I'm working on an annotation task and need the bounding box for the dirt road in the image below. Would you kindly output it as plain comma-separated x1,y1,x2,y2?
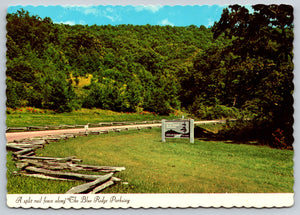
6,120,226,142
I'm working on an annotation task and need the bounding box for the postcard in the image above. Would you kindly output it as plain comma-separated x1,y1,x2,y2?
5,3,294,208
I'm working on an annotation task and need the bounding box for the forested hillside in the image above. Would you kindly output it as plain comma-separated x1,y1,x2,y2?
6,5,294,148
6,9,227,114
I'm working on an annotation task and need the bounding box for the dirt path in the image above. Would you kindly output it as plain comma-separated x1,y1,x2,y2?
6,120,226,142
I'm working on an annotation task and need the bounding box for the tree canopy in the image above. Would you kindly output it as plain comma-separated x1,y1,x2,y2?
211,4,294,148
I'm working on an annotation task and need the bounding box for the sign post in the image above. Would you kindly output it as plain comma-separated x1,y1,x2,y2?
162,119,166,142
190,119,194,143
161,119,194,143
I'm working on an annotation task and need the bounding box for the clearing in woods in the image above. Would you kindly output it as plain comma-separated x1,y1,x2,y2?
7,127,294,194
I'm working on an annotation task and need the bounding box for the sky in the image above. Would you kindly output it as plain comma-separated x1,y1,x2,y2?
7,5,230,27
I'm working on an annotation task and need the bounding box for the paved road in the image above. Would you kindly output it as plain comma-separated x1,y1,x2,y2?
6,119,226,142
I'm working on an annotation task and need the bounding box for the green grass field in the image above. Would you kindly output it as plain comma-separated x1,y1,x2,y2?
7,128,294,194
6,108,177,127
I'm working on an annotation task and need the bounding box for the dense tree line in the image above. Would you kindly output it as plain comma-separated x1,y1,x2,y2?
6,5,294,148
6,9,220,114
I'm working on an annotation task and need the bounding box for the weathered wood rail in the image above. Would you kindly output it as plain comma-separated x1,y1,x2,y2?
6,120,163,132
6,119,233,133
7,128,129,194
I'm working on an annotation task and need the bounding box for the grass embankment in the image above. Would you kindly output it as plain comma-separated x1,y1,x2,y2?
6,108,178,127
7,128,294,194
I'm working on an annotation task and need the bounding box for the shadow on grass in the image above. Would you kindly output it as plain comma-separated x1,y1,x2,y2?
194,126,264,146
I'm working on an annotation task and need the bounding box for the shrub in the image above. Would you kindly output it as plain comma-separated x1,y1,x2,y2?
192,104,243,120
216,119,293,149
270,128,287,149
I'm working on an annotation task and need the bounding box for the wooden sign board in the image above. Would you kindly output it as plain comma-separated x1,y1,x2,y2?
162,119,194,143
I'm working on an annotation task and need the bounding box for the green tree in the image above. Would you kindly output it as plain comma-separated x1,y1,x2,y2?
212,4,294,148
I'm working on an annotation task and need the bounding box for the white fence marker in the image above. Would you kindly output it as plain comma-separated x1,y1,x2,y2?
84,124,89,134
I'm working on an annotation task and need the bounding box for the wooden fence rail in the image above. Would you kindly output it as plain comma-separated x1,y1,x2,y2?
7,125,129,194
6,119,171,132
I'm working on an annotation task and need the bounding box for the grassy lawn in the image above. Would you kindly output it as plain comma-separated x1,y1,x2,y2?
6,108,177,127
7,128,294,194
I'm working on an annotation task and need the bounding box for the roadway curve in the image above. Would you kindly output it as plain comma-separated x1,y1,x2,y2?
6,120,226,142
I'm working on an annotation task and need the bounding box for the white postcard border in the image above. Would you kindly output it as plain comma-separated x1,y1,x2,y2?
1,0,299,213
7,193,294,208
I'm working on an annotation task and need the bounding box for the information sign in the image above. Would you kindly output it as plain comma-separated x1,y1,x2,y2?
161,119,194,143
